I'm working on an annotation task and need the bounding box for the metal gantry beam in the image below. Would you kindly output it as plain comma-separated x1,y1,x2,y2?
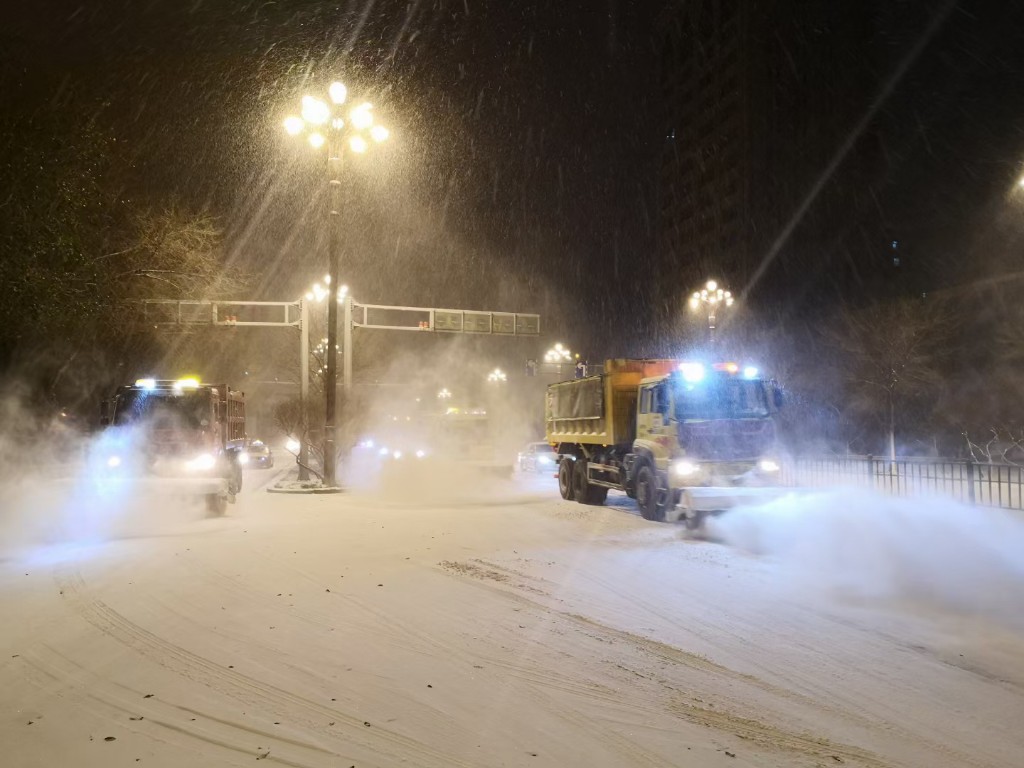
127,295,541,481
130,299,302,328
352,301,541,335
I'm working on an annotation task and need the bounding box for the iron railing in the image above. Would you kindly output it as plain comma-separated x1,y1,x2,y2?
782,456,1024,511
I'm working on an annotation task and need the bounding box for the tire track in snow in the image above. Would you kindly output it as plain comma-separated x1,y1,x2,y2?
568,568,993,768
51,566,477,768
440,559,902,768
18,644,333,768
191,544,682,767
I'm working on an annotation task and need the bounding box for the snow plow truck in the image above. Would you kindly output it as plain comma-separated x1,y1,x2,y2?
545,359,786,527
96,378,247,515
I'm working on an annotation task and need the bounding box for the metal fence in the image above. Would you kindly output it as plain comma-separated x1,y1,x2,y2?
782,456,1024,511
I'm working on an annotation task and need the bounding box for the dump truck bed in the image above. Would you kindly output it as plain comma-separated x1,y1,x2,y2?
545,359,680,447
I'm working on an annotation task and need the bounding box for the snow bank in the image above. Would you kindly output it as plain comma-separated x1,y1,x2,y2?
708,488,1024,628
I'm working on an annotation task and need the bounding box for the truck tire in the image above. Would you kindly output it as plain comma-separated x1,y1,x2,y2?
572,461,608,505
635,465,665,521
558,459,575,500
206,493,227,517
229,461,243,496
684,509,707,531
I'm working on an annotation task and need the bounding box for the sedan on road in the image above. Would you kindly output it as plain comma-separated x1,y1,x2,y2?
244,440,274,469
517,442,558,473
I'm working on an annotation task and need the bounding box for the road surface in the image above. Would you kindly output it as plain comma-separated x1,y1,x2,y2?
1,461,1022,767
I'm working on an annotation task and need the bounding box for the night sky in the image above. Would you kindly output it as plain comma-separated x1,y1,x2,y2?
3,1,1024,361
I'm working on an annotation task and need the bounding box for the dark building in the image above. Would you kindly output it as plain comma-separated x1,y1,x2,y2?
656,1,918,326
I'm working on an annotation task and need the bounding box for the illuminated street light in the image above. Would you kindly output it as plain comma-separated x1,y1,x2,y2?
284,80,390,488
487,368,507,383
689,279,734,345
544,343,573,363
437,388,452,399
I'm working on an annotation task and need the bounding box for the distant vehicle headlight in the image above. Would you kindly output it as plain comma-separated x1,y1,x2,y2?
672,460,700,476
238,452,250,465
415,449,426,459
106,455,122,468
186,453,217,471
759,459,781,473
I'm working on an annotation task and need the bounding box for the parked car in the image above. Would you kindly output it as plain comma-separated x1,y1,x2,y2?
517,441,558,473
244,440,274,469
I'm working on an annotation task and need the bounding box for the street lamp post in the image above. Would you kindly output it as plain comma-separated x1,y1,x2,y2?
688,280,734,346
297,277,347,481
487,368,507,383
284,81,389,487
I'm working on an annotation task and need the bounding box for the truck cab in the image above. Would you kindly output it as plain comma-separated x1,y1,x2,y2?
97,377,246,514
631,363,783,521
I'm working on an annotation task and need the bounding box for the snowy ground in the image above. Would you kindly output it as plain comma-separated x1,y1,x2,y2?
2,460,1023,768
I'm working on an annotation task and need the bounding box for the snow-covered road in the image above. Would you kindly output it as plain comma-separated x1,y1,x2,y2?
2,463,1023,767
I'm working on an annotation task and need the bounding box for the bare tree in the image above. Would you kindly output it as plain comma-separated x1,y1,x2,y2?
105,207,246,301
830,298,955,461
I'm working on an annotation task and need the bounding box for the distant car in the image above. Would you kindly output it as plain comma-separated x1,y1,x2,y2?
518,442,558,473
244,441,274,469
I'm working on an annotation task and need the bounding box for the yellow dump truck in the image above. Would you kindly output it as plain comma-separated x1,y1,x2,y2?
545,359,785,525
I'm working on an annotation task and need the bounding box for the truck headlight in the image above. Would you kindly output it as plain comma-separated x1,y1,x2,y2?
106,455,122,468
758,459,781,473
672,460,700,476
186,453,216,471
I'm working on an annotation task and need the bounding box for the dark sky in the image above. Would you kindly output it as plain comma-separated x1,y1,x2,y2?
3,0,662,354
3,1,1024,360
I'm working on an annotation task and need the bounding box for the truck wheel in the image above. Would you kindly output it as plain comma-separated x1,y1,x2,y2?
636,465,665,521
206,493,227,517
570,461,605,505
684,510,707,531
558,459,575,500
229,462,243,496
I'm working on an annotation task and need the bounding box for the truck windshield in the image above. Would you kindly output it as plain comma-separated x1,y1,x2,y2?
674,379,769,420
113,390,211,429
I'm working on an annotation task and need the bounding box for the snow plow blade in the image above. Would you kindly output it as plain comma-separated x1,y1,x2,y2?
669,486,794,523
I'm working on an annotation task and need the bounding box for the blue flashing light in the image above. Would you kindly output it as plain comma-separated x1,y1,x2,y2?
679,362,705,383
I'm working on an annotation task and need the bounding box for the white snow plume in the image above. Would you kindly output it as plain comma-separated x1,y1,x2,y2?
708,488,1024,629
0,422,219,563
338,338,547,505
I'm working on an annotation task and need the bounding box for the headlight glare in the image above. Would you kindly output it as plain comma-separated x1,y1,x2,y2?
187,453,217,471
673,460,700,476
759,459,781,473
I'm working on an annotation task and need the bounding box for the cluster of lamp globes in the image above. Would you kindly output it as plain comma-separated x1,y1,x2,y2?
487,368,507,383
689,280,734,310
304,275,349,303
544,343,573,364
283,81,389,154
